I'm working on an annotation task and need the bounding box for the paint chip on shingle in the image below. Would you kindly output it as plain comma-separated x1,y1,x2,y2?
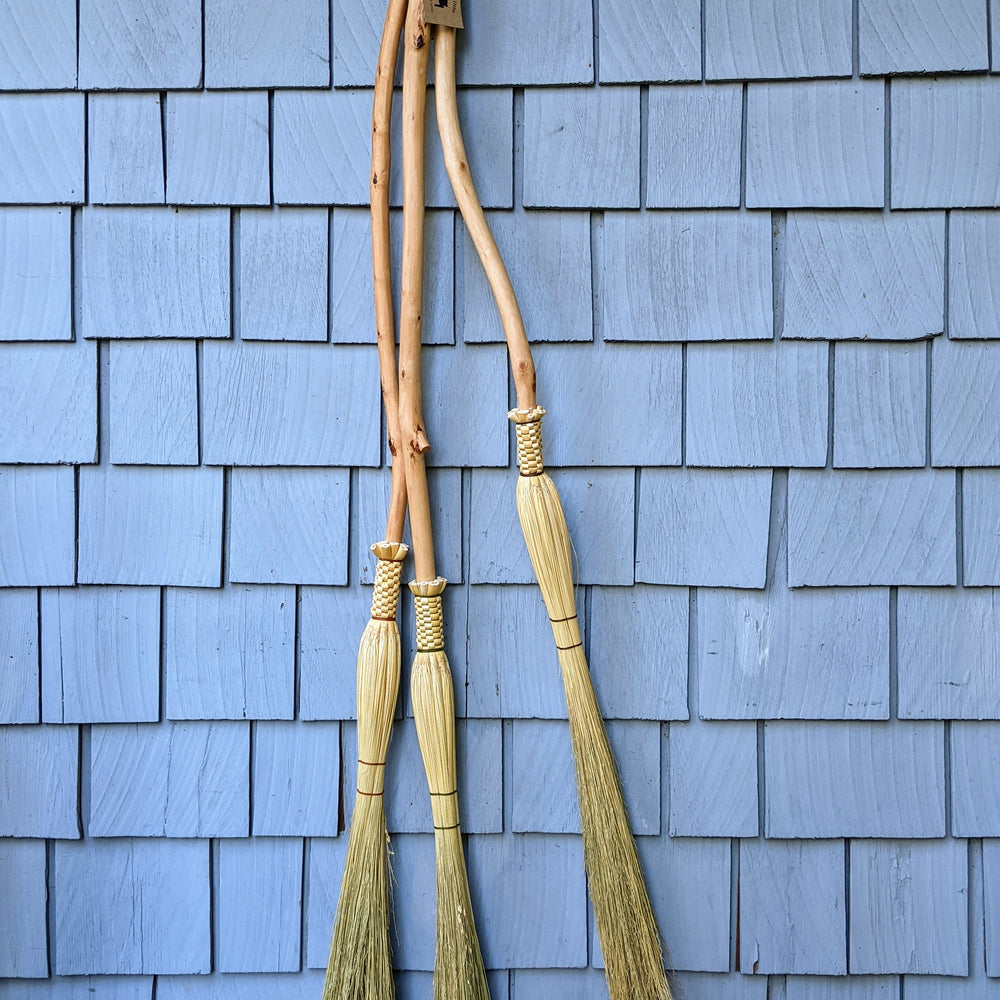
0,465,75,587
931,338,1000,466
0,589,39,724
88,94,165,205
0,0,76,89
0,839,48,977
598,0,700,83
0,724,78,838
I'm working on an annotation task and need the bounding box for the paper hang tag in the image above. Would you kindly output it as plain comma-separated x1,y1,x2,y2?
423,0,463,29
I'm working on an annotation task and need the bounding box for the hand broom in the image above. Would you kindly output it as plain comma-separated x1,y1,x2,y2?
434,24,672,1000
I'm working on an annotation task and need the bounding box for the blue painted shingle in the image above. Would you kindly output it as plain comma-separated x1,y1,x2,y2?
951,722,1000,836
746,82,884,208
217,838,302,972
78,0,201,89
109,341,198,465
41,587,160,724
88,94,164,204
523,88,639,209
386,835,436,970
329,0,385,87
964,471,1000,585
89,722,249,837
987,840,1000,977
646,85,742,207
0,94,84,204
674,973,769,1000
765,720,945,838
0,0,76,89
739,839,846,975
0,208,72,341
328,208,374,344
636,469,772,587
784,977,900,1000
0,465,75,587
950,211,1000,339
850,839,968,975
240,208,328,342
833,343,927,468
165,585,296,720
706,0,852,79
303,837,347,969
599,0,699,82
55,839,210,974
77,466,223,586
158,973,324,1000
787,469,956,587
783,211,944,340
81,207,229,339
0,589,39,724
0,724,77,837
0,979,154,1000
252,720,340,836
512,969,609,1000
601,211,773,341
931,338,1000,466
0,839,48,977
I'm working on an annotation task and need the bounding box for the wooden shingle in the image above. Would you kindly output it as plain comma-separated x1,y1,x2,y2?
0,465,75,587
0,589,39,724
0,724,78,837
0,94,84,203
88,94,164,204
0,839,48,977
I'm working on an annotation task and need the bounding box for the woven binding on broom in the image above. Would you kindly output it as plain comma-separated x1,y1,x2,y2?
509,406,546,476
370,540,408,619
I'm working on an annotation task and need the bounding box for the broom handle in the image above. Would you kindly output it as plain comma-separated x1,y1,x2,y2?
372,0,409,544
397,0,436,583
434,26,537,412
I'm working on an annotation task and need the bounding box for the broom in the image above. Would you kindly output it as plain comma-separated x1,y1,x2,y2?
434,25,672,1000
322,0,409,996
397,6,490,999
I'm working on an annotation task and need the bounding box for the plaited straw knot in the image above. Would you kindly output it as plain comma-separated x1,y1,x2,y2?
509,405,546,476
409,577,447,652
369,541,408,620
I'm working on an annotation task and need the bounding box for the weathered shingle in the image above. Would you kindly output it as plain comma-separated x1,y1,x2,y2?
0,339,97,464
849,839,968,974
964,471,1000,585
89,722,249,837
204,0,329,87
783,211,944,340
158,973,324,1000
705,0,852,79
0,208,72,341
646,85,742,208
860,0,988,75
674,973,768,1000
78,0,201,89
0,839,48,977
165,585,296,720
217,838,302,972
0,465,76,587
746,82,884,208
931,338,1000,466
949,211,1000,339
787,469,956,587
739,839,846,975
601,211,773,342
328,208,373,344
0,589,39,724
784,977,900,999
41,587,160,724
986,840,1000,977
165,91,269,206
598,0,699,82
765,720,945,837
0,978,154,1000
88,94,164,204
240,208,329,342
833,342,927,468
77,466,223,586
109,341,198,465
523,88,639,209
55,839,210,974
81,207,229,339
951,722,1000,836
0,724,78,837
0,94,84,204
201,342,380,466
0,0,76,89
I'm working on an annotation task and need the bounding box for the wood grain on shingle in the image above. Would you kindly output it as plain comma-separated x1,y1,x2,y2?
1,979,154,1000
523,88,639,209
0,339,97,464
849,839,968,974
746,82,884,208
986,840,1000,978
0,465,75,587
88,94,164,204
201,342,380,466
0,94,84,204
304,837,348,968
0,589,39,724
81,207,229,339
0,839,48,977
765,720,945,837
158,973,325,1000
602,211,773,341
859,0,988,75
330,0,382,86
949,211,1000,339
41,587,159,724
217,838,302,972
964,471,1000,585
834,343,926,468
78,0,201,89
706,0,852,79
54,839,210,974
892,77,1000,208
951,722,1000,836
0,208,71,341
77,466,223,586
783,211,945,340
739,839,847,975
109,341,198,464
897,587,1000,719
787,469,956,586
599,0,699,82
0,0,76,89
0,724,78,837
931,338,1000,466
784,977,900,999
329,208,374,344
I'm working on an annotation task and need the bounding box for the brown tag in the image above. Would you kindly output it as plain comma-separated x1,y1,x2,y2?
423,0,463,28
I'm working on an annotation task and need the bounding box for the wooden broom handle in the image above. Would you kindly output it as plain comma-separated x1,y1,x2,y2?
397,0,436,582
434,25,537,411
